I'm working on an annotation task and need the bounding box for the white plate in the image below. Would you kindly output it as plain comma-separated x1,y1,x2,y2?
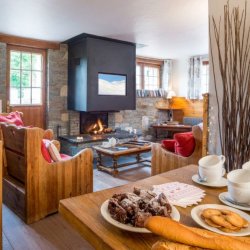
192,174,227,187
100,199,180,233
219,192,250,211
191,204,250,236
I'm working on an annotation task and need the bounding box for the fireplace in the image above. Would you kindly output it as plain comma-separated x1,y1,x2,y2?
59,111,138,155
80,112,114,134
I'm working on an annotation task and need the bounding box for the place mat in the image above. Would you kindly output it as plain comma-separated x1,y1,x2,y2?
153,182,206,208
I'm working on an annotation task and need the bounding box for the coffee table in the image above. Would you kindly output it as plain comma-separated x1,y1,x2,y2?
59,165,248,250
93,141,151,176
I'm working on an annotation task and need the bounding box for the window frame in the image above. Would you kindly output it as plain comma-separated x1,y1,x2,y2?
136,57,163,90
7,45,46,107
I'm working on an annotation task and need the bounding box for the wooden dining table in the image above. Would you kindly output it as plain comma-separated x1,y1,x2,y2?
59,165,250,250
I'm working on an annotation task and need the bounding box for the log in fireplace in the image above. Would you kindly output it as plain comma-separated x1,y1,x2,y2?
80,112,115,134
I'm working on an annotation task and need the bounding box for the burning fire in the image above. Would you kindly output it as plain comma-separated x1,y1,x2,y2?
90,118,114,135
92,119,104,134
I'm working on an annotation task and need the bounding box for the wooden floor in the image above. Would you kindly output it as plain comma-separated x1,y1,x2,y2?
3,165,151,250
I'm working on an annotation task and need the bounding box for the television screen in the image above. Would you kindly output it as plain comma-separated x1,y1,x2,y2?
98,73,126,96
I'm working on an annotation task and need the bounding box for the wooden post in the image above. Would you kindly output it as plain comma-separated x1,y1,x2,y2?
0,141,2,250
202,93,209,157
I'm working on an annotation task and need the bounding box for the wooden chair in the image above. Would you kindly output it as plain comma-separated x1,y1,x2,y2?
0,122,93,224
151,125,203,175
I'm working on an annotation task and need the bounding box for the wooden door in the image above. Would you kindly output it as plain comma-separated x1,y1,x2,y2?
7,45,46,128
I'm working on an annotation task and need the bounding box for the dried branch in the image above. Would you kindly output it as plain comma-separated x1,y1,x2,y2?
210,1,250,171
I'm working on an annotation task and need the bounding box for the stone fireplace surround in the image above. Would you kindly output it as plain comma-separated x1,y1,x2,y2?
59,129,136,156
59,111,140,156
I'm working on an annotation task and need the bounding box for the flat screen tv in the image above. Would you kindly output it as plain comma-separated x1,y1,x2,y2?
98,73,126,96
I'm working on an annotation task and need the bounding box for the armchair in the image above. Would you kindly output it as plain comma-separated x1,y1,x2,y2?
0,122,93,224
151,125,203,175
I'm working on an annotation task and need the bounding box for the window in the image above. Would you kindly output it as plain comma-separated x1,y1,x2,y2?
136,58,162,90
9,48,44,105
201,60,209,94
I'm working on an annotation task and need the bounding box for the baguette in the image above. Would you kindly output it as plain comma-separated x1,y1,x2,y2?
145,216,250,250
152,240,206,250
188,226,250,244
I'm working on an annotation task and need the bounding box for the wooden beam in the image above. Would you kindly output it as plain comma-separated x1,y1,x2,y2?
0,34,60,50
136,56,163,66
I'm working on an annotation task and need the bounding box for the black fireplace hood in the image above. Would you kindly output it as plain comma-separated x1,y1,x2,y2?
64,33,136,112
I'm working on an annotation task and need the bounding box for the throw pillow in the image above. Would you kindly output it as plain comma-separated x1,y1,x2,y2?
174,132,195,157
48,141,62,162
41,139,53,163
161,139,176,152
0,111,24,126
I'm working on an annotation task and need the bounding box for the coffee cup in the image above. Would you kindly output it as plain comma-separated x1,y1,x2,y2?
242,160,250,171
198,155,226,183
227,169,250,205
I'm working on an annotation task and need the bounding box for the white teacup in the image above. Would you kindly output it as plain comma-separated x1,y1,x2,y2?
198,155,226,183
108,137,118,147
242,160,250,171
227,169,250,205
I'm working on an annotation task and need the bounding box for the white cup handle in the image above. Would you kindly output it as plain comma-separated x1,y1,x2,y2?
220,155,226,164
222,168,226,176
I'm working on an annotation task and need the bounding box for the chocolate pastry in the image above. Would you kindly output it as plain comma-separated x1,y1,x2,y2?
108,188,172,227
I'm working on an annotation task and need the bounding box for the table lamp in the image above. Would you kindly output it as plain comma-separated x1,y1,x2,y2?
167,90,176,121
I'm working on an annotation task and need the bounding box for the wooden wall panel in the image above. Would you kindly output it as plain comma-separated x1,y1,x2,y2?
171,97,203,117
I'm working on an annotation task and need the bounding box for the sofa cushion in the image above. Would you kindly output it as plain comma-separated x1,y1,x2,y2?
161,139,176,152
174,132,195,157
60,154,72,161
183,117,203,126
0,111,24,126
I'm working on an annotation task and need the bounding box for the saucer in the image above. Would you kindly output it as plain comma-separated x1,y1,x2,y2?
219,192,250,211
192,174,227,187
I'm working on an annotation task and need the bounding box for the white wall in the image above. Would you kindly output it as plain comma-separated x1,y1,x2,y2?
208,0,250,154
171,57,189,97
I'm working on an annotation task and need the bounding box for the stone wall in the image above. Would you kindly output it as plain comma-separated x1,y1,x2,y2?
109,97,168,137
47,44,80,136
0,43,7,112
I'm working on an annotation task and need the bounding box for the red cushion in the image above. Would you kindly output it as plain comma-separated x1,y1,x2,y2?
60,154,72,161
0,112,24,126
41,139,53,163
174,132,195,157
161,139,176,152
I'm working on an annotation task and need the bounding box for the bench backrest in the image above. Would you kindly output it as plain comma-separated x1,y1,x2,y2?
1,124,26,183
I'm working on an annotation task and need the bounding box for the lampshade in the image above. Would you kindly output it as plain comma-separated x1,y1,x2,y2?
167,90,176,99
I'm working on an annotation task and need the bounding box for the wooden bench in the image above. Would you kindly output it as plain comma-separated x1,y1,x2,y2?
0,123,93,224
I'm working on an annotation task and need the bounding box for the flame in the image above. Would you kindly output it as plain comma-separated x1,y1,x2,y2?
97,118,104,132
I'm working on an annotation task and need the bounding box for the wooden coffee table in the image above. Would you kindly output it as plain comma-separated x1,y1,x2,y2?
93,141,151,176
59,165,248,250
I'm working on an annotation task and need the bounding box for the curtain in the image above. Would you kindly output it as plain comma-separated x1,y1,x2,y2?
162,59,172,91
188,56,202,99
